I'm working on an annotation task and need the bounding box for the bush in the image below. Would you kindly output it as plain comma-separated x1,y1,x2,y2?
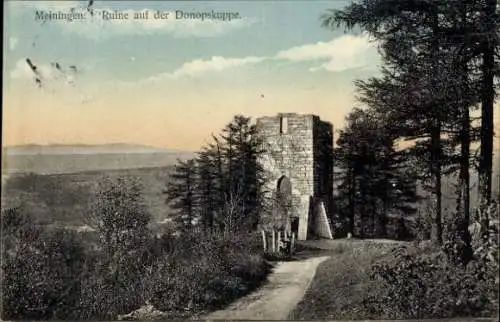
360,203,499,319
2,216,270,320
1,210,86,320
1,178,271,320
149,232,269,314
365,246,498,319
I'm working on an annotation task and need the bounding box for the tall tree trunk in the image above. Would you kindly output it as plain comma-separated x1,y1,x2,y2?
379,197,388,238
370,197,377,238
348,167,356,236
214,137,225,230
430,125,443,245
479,0,497,205
458,84,472,249
430,7,443,245
456,1,472,263
187,168,193,230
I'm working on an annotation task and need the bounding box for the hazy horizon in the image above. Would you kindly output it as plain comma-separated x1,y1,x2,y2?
3,1,500,151
2,142,197,150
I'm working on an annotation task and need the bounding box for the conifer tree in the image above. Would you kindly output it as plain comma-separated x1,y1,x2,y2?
334,108,419,238
165,115,267,234
165,159,198,230
322,0,499,246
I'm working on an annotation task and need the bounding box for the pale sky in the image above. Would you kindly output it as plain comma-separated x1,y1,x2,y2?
2,0,498,151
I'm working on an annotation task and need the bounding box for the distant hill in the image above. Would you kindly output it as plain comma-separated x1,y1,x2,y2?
2,143,197,175
3,143,191,155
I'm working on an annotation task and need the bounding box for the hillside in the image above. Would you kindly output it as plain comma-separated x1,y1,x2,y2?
1,167,175,226
2,143,196,175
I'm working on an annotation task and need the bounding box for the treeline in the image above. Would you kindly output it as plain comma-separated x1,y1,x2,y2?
326,0,499,253
318,2,499,318
333,108,421,239
165,115,267,235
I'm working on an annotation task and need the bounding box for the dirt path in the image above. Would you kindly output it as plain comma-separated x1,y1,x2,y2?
204,256,330,321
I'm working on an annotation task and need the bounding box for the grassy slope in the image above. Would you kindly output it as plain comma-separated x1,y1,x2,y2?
290,240,405,320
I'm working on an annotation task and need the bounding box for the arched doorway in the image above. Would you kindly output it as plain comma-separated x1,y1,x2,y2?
276,176,297,234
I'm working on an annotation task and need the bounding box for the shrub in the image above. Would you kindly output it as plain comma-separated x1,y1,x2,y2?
1,210,86,320
362,202,499,319
2,178,271,320
367,246,498,319
413,203,433,242
331,213,348,238
149,232,269,314
75,177,155,319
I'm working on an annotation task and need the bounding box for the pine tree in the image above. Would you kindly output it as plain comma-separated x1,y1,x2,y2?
219,115,266,232
477,0,499,205
165,159,199,231
196,148,218,233
165,115,267,235
334,108,419,238
321,0,498,246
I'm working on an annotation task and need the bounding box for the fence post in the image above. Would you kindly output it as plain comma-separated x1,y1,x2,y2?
261,230,267,252
277,230,281,253
271,230,276,253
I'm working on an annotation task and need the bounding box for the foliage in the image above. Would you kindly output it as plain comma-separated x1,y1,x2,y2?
333,107,420,239
367,246,498,319
292,204,498,320
165,159,198,230
148,232,270,314
1,177,270,320
165,115,266,235
1,209,86,320
323,0,499,246
81,177,155,318
364,203,499,319
413,201,434,242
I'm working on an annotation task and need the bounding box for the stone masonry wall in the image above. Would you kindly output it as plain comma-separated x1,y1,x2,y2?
256,113,333,240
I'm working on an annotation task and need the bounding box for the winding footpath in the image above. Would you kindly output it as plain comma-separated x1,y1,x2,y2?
204,256,330,321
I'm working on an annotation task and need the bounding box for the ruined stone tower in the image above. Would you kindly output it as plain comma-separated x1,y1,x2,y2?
256,113,334,240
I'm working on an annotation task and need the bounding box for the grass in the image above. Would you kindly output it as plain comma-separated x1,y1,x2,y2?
290,239,405,320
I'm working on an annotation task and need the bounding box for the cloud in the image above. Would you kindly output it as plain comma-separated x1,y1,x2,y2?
171,56,266,78
129,55,267,85
9,37,18,50
9,1,254,39
140,33,377,81
276,33,379,72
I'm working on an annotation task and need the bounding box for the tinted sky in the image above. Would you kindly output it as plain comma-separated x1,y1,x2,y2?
3,0,498,150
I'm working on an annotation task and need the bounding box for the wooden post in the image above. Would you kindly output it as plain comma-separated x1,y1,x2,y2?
290,232,295,256
271,230,276,253
261,230,267,252
277,231,281,253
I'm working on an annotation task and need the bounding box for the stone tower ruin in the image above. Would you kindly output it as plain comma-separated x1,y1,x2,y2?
256,113,334,240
